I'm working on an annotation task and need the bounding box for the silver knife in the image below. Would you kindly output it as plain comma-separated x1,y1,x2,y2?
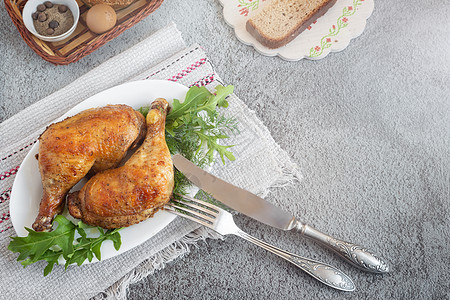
173,154,389,273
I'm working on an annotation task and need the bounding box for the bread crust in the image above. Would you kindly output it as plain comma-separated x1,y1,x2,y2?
246,0,338,49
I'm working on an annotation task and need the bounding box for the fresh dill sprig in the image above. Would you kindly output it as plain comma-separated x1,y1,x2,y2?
166,85,238,164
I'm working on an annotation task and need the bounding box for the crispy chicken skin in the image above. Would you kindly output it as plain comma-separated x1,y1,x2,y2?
67,98,174,229
33,104,146,232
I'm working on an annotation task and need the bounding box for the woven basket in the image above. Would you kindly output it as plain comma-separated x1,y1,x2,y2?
5,0,164,65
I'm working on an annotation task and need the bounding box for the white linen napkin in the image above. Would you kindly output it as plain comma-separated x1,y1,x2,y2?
0,22,301,299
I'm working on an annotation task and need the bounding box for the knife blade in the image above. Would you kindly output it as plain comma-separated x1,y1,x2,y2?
173,155,296,230
172,154,390,273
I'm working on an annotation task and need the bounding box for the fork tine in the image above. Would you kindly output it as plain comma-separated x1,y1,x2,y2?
174,193,220,212
168,201,216,223
171,197,218,218
165,204,213,228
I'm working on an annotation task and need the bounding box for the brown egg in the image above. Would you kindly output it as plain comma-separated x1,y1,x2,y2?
86,4,117,34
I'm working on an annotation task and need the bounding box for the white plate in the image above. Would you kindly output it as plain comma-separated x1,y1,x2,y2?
9,80,189,263
219,0,374,61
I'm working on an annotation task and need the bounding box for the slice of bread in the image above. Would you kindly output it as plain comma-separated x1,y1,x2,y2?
246,0,337,49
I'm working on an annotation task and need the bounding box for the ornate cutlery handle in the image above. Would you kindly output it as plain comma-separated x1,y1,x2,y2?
235,229,355,291
294,222,389,273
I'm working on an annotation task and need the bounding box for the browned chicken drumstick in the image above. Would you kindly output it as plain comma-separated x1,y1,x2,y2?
33,105,146,232
67,98,174,229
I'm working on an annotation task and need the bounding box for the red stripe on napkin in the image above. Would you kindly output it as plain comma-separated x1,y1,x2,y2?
0,166,19,181
0,188,11,204
167,58,207,82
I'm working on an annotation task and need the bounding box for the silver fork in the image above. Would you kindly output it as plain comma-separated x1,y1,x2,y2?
165,193,356,292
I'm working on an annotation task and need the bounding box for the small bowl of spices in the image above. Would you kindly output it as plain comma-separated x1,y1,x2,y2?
23,0,79,42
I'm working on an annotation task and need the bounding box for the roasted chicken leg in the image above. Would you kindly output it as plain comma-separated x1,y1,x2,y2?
67,98,174,229
33,104,146,231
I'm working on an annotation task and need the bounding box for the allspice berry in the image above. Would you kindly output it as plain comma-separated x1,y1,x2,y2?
38,12,47,22
37,4,46,11
49,20,59,29
58,5,68,13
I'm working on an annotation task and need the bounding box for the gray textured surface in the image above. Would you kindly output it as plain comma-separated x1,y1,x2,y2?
1,0,450,299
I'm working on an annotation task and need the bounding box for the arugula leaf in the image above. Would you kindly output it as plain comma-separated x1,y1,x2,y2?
9,215,75,264
166,86,212,121
108,230,122,251
8,216,122,276
43,251,61,276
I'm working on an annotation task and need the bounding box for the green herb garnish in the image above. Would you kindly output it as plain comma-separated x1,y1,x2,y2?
165,84,238,164
9,84,238,276
140,85,238,195
166,85,238,195
8,215,121,276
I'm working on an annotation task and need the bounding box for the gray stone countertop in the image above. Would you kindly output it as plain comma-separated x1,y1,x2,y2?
1,0,449,299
